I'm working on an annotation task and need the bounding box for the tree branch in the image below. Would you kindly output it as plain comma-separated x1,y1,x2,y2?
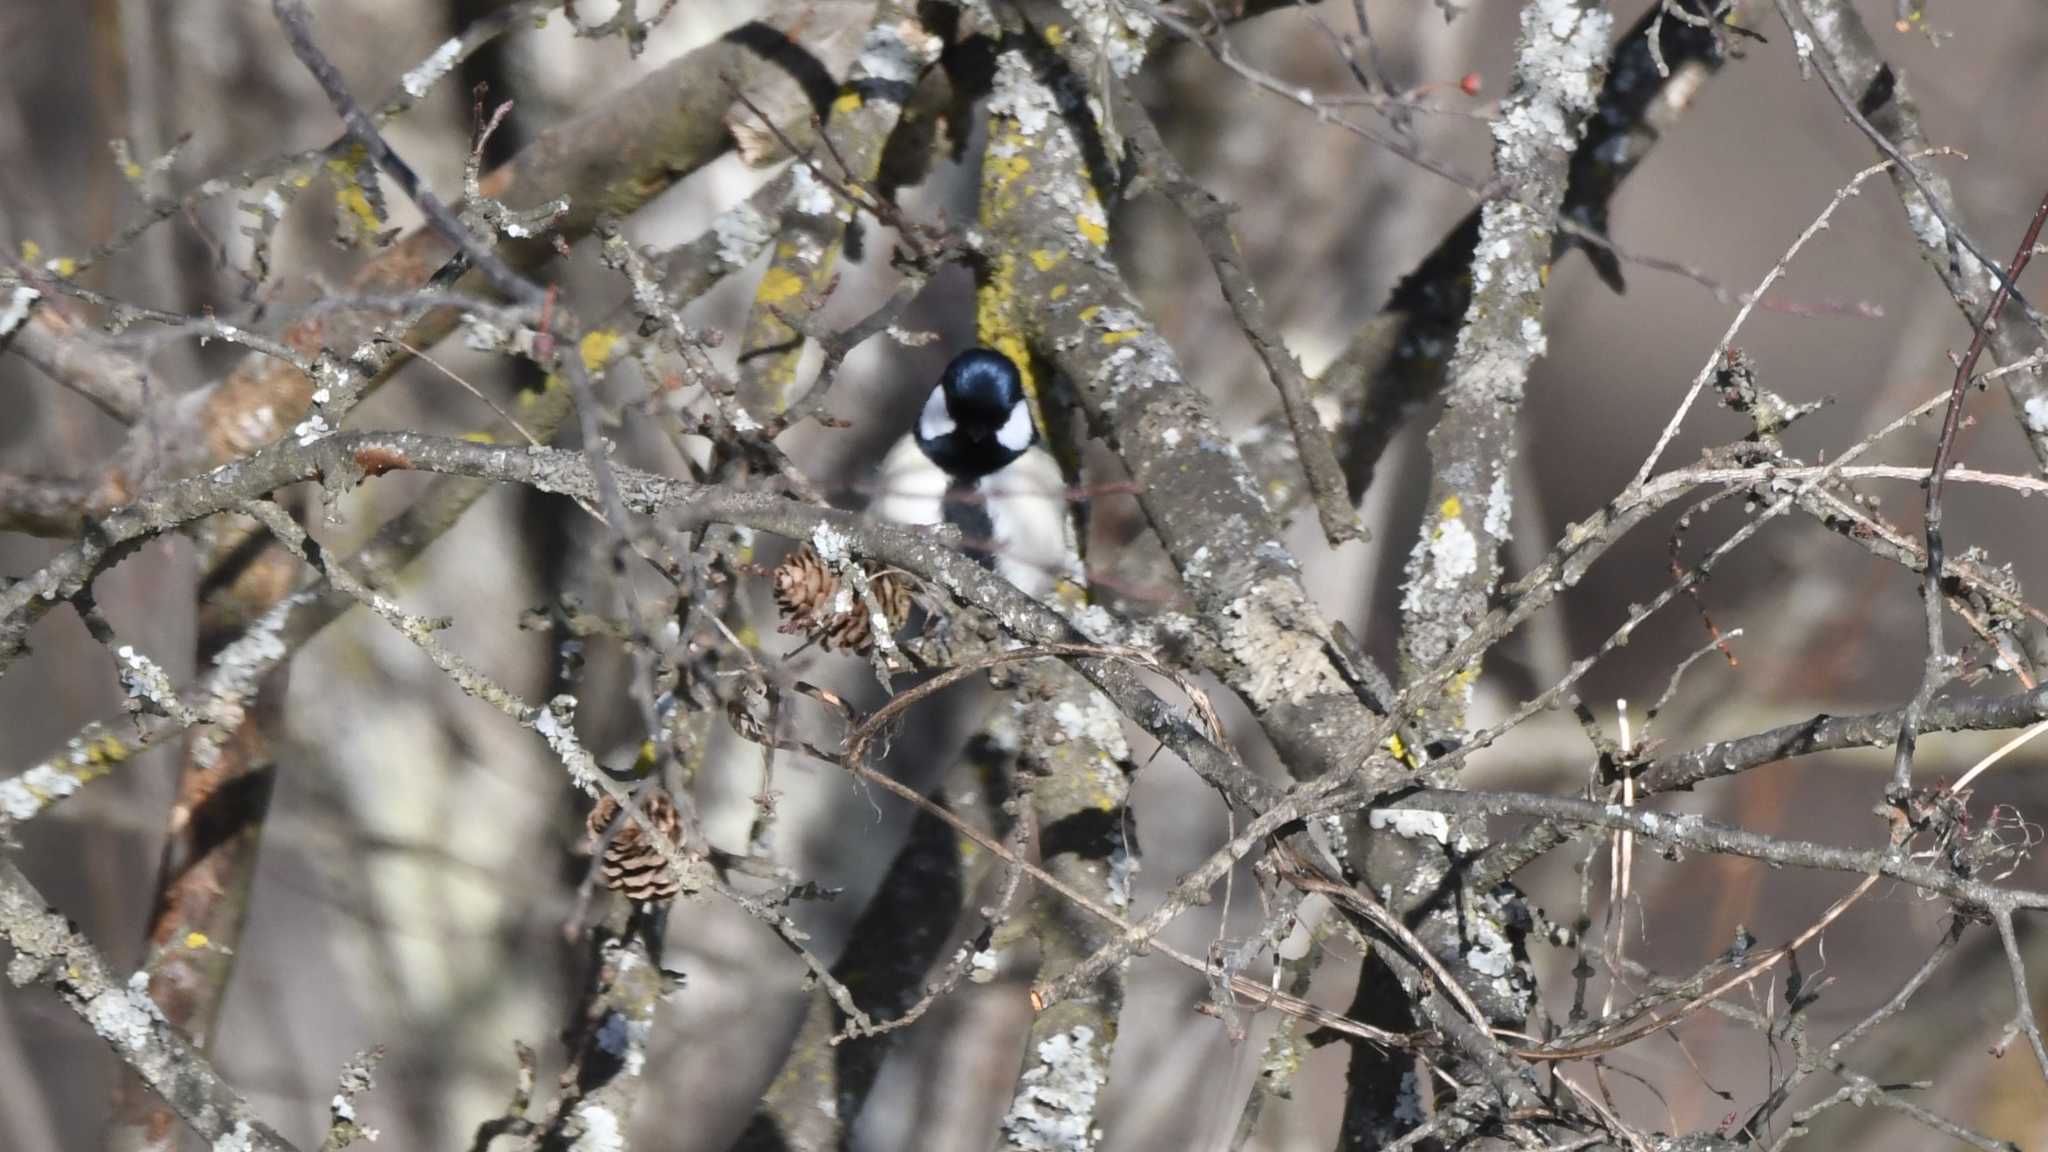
0,859,299,1152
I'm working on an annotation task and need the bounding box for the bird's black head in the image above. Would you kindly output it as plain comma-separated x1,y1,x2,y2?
914,348,1035,479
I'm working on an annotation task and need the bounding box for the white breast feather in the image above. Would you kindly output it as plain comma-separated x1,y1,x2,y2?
869,435,1081,602
981,447,1082,601
871,433,949,528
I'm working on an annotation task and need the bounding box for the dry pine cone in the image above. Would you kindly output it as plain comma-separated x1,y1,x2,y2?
585,786,685,903
771,544,910,654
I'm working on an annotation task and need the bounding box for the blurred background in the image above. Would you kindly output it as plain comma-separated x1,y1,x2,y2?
6,1,2048,1149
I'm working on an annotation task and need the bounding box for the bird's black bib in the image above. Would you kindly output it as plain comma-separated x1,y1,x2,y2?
944,475,1000,574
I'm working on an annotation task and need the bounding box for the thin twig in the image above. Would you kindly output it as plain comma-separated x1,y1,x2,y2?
1890,189,2048,798
1629,152,1953,488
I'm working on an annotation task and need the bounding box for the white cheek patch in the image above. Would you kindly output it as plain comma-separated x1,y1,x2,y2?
918,385,955,441
994,400,1035,451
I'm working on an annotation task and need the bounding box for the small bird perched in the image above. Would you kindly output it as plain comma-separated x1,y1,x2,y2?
872,348,1080,601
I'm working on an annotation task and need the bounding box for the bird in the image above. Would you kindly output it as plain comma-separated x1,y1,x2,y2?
871,348,1081,602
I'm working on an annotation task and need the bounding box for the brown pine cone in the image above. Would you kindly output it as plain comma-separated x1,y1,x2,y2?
770,544,910,654
585,786,685,903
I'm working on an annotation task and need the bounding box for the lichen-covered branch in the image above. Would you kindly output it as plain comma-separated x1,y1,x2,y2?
739,756,1015,1148
1357,789,2048,917
1470,682,2048,891
1397,0,1611,726
56,12,878,1143
993,669,1135,1152
1237,0,1773,519
978,2,1395,796
1790,0,2048,471
0,428,1263,812
0,859,299,1152
61,2,872,517
734,1,942,419
1360,2,1612,1141
538,905,669,1152
1106,69,1362,547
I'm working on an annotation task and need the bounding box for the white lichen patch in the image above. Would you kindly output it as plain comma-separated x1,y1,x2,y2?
1066,602,1115,639
401,37,462,99
1463,923,1516,978
461,312,511,353
1482,466,1514,541
115,645,196,723
714,199,774,270
0,762,87,821
1093,336,1180,411
2025,394,2048,434
856,20,938,85
1052,692,1130,761
1253,538,1300,572
1399,502,1488,689
1067,0,1156,77
1215,581,1345,709
536,695,600,792
1004,1026,1107,1151
1092,306,1139,335
1492,0,1612,172
192,591,303,769
811,523,853,564
1431,888,1534,1010
789,162,838,219
989,52,1057,137
1401,516,1479,616
1368,808,1450,845
86,972,161,1052
293,412,331,447
213,1120,259,1152
1468,203,1542,312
